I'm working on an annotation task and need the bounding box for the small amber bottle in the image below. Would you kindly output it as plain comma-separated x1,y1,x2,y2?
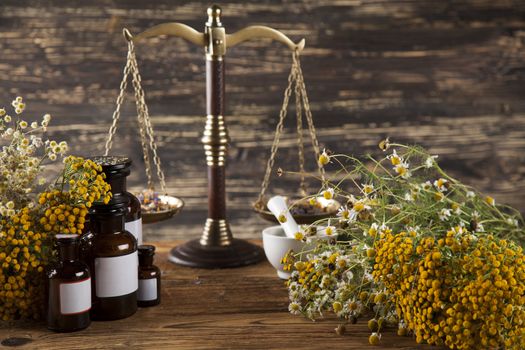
90,202,138,320
46,234,91,332
138,245,161,307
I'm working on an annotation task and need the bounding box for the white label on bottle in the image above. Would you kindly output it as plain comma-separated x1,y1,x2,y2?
95,252,138,298
138,278,157,301
125,218,142,245
60,278,91,315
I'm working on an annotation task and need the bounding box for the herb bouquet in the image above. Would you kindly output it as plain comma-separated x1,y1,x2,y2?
283,139,525,349
0,97,111,320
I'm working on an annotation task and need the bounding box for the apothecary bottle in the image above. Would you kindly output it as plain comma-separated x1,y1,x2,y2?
91,156,142,244
46,234,91,332
90,202,138,320
138,245,161,307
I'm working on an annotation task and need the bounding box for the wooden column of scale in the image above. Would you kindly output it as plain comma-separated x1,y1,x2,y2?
131,5,305,268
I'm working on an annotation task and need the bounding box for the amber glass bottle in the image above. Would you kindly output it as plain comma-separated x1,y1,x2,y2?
46,234,91,332
90,202,138,320
91,156,142,244
138,245,161,307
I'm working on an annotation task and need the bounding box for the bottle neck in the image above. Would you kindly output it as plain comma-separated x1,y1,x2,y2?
107,175,128,195
139,255,154,267
58,242,79,262
91,215,125,235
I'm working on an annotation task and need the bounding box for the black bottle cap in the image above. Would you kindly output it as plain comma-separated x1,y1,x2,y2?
138,245,156,257
89,200,128,215
90,156,132,177
55,234,80,243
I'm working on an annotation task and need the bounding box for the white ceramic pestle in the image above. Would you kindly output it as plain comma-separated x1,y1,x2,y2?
267,195,300,239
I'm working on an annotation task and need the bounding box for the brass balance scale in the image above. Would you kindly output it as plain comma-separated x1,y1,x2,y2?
105,5,340,268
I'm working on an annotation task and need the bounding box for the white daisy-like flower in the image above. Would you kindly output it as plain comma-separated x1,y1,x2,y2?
324,224,336,236
337,206,350,220
424,155,438,168
404,192,413,201
475,223,485,233
31,121,38,129
318,149,330,166
4,115,12,123
322,188,335,200
438,208,451,221
394,162,411,179
43,113,51,123
361,183,374,196
288,302,302,315
0,108,5,116
49,153,57,161
421,181,433,190
466,191,475,199
506,217,519,227
387,149,402,166
433,178,448,192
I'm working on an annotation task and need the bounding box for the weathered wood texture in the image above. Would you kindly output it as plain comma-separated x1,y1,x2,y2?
0,241,444,350
0,0,524,241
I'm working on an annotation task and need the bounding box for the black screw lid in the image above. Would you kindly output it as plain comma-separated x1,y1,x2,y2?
90,156,132,177
138,245,156,256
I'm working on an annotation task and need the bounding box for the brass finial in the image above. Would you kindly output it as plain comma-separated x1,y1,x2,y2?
207,4,222,27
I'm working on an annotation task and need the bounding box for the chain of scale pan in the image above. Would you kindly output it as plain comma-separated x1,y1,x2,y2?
256,49,326,207
104,39,167,195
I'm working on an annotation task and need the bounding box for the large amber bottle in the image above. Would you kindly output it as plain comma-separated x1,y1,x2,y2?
46,234,91,332
91,156,142,244
90,201,138,320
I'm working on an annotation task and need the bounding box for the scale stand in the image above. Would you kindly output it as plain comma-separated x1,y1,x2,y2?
128,5,305,268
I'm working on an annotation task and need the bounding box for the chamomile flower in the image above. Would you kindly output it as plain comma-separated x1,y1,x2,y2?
485,196,495,206
394,162,411,179
367,223,379,237
318,149,330,166
506,217,519,227
466,190,475,199
387,149,402,166
322,188,335,200
433,178,448,192
19,121,28,129
324,224,336,236
288,302,301,315
424,155,438,168
4,115,11,123
337,206,350,220
0,108,5,117
48,153,57,161
31,121,38,129
438,208,451,221
361,183,374,196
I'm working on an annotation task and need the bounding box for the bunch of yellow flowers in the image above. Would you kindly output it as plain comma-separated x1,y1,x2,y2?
374,230,525,349
0,98,112,320
38,156,112,235
284,140,524,349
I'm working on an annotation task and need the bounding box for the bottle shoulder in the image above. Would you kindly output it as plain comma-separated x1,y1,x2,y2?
47,261,90,281
93,230,137,257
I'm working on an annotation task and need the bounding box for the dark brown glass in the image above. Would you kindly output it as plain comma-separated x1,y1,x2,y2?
138,245,161,307
90,203,138,320
79,219,95,303
91,156,142,243
46,235,91,332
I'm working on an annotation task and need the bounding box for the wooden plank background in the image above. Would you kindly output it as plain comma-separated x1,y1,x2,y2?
0,0,524,241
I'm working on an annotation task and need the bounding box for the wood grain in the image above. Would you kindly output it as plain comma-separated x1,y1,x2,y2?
0,241,444,350
0,0,524,241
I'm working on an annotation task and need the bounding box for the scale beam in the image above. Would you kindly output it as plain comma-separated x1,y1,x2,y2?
125,5,303,268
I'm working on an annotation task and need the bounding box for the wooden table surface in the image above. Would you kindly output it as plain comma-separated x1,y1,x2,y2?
0,241,443,349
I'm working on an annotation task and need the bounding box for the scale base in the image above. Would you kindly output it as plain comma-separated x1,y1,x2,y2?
169,238,264,268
